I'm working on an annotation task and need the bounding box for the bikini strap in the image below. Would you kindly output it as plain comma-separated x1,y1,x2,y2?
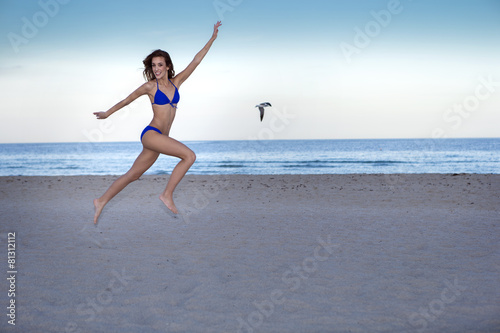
169,79,178,90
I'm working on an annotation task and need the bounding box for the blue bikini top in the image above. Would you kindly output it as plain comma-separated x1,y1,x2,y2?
152,79,180,107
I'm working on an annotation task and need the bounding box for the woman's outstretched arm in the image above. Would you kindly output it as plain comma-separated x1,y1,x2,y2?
93,82,151,119
174,21,222,87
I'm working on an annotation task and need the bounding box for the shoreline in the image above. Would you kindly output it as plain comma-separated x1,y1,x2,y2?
1,172,499,178
2,174,499,332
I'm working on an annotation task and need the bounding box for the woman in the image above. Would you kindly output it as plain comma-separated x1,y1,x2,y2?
93,21,222,224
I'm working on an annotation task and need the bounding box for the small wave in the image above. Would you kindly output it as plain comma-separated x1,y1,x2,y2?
4,166,27,169
53,166,80,170
154,170,171,175
282,160,407,165
283,164,336,168
218,164,245,168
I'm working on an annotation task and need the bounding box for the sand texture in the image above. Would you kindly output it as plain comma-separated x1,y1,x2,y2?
1,174,499,332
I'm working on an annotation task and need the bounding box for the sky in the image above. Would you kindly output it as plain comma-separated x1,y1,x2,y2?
0,0,499,143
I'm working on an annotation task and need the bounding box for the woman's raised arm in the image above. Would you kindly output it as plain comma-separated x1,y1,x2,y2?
174,21,222,87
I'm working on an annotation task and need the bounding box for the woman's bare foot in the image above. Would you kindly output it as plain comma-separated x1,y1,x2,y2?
93,198,105,224
159,193,178,214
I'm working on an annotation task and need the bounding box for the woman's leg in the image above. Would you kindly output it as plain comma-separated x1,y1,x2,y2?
93,148,159,224
142,132,196,214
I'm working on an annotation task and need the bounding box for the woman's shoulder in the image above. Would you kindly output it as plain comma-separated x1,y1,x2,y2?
141,80,156,91
131,80,156,98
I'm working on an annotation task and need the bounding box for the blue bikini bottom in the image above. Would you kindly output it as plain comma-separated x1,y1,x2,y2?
140,125,162,141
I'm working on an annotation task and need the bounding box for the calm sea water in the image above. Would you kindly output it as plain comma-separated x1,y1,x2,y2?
0,139,499,176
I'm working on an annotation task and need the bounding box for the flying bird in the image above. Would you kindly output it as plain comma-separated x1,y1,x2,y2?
255,102,272,121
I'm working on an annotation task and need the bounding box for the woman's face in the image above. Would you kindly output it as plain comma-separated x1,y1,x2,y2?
152,56,168,79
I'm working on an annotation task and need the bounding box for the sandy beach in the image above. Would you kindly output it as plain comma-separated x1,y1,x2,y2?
1,174,499,332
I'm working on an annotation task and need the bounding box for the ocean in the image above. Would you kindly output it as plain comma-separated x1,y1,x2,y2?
0,138,499,176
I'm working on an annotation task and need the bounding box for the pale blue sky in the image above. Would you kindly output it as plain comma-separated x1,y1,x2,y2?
1,0,499,143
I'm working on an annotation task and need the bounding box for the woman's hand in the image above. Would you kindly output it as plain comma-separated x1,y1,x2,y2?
211,21,222,40
93,111,108,119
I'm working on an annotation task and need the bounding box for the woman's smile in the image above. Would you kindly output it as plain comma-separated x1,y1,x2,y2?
152,56,166,79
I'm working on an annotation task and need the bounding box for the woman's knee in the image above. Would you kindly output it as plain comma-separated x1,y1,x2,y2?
185,150,196,165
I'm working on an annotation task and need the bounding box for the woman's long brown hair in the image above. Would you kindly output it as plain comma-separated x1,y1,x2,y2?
142,49,175,81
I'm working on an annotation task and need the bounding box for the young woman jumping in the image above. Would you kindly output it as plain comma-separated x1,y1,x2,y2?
93,21,222,224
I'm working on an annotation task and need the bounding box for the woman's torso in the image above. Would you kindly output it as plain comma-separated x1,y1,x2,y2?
147,78,180,136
